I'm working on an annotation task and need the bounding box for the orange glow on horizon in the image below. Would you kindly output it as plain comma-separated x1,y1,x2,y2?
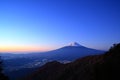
0,46,53,52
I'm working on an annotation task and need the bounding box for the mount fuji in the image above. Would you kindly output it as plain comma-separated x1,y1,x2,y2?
32,42,105,60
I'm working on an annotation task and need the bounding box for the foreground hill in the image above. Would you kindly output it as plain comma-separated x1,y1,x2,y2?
26,43,120,80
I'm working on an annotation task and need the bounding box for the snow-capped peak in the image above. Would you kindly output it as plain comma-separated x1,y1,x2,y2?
68,42,82,47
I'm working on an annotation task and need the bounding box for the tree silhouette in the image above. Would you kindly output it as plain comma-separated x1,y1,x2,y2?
0,56,8,80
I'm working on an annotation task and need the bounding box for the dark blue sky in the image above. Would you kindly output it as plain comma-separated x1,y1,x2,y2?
0,0,120,52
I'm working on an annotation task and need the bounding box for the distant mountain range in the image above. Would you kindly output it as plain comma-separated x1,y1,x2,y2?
25,43,120,80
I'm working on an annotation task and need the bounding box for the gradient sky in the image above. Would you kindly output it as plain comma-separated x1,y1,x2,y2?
0,0,120,52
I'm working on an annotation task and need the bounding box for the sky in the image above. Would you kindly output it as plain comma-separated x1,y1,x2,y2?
0,0,120,52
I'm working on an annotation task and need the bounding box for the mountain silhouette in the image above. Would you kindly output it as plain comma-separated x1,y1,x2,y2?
26,43,120,80
35,42,104,60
